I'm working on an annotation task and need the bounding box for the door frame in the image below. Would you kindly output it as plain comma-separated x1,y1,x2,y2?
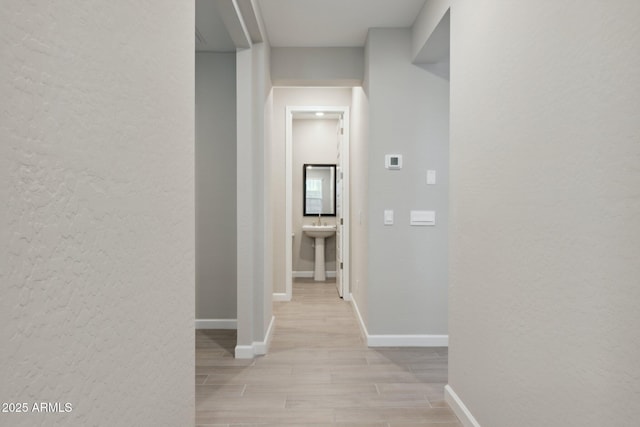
285,105,351,301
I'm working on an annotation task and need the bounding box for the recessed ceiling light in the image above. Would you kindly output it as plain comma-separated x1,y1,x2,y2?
315,112,325,117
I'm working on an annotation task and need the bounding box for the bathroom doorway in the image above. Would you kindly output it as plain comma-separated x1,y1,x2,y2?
284,106,351,301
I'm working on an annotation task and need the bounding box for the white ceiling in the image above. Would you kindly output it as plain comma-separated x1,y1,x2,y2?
196,0,429,52
196,0,236,52
256,0,427,47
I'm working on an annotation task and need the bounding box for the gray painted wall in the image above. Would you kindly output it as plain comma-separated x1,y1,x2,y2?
0,1,194,425
292,119,339,275
366,28,449,335
195,53,237,320
271,47,364,87
449,1,640,426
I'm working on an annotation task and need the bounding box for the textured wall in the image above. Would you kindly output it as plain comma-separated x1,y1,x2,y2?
449,1,640,426
292,119,339,274
366,28,449,335
195,53,237,320
0,1,194,426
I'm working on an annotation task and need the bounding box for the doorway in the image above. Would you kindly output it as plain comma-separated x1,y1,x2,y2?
285,106,351,301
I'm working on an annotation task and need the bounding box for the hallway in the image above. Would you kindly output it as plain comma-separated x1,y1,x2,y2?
195,280,461,426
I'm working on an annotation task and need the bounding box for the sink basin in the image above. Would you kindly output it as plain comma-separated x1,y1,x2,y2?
302,224,336,281
302,224,336,238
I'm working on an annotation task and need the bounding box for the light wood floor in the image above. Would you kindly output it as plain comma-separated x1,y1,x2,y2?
195,280,462,427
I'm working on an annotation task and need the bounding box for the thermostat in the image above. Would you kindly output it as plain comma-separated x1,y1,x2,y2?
385,154,402,170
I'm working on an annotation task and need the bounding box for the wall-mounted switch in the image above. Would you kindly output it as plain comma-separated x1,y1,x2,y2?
385,154,402,170
427,170,436,185
410,210,435,226
384,210,394,225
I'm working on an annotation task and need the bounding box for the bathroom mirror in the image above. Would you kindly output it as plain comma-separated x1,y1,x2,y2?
303,164,336,216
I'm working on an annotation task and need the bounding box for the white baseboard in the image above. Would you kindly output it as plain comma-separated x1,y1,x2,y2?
367,334,448,347
272,292,291,302
293,270,337,279
234,316,276,359
445,385,481,427
350,293,369,341
195,319,237,329
234,345,254,359
349,294,448,347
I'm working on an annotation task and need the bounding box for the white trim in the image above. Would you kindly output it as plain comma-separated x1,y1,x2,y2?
292,270,337,279
445,385,482,427
285,106,350,302
195,319,238,329
341,108,351,302
249,0,269,44
216,0,252,49
285,107,294,302
253,315,275,355
234,316,276,359
350,295,448,347
272,293,290,302
350,293,369,340
367,334,448,347
234,345,254,359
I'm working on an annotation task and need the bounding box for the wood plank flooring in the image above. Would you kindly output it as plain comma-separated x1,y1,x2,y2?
195,280,461,427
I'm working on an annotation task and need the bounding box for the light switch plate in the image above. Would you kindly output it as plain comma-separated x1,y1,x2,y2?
427,170,436,185
384,210,394,225
410,210,435,226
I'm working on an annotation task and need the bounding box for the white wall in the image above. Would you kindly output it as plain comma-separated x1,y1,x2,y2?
292,120,339,275
449,1,640,426
350,87,370,325
0,1,194,425
263,87,274,340
236,41,274,358
195,53,237,321
366,28,449,337
271,88,352,294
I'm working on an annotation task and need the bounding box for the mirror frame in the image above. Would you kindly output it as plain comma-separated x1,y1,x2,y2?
303,163,337,217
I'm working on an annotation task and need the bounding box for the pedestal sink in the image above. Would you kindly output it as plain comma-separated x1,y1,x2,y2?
302,224,337,281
